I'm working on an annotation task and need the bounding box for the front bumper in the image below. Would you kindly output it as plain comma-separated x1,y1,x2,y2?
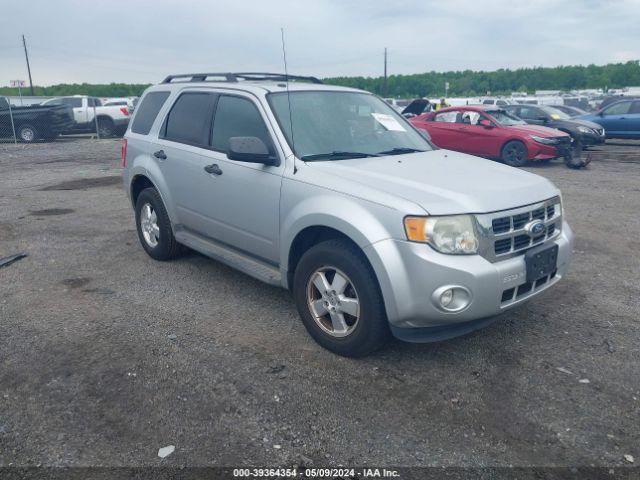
529,142,562,160
364,221,573,340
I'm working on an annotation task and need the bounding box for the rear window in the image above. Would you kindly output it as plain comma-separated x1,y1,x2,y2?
131,91,170,135
163,92,216,146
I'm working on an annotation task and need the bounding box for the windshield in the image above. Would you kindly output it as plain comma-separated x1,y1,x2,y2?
540,106,571,120
268,91,433,160
486,110,527,126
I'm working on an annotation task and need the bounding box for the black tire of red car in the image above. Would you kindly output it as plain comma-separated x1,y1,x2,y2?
135,187,181,261
501,140,528,167
18,124,38,143
97,117,114,138
293,239,389,357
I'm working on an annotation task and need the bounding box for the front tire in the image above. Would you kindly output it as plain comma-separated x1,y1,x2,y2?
135,188,181,260
293,239,389,357
501,140,528,167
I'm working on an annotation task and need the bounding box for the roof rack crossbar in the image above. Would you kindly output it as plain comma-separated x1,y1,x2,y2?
161,72,322,84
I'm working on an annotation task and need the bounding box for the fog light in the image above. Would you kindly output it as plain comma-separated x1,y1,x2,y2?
440,289,453,307
432,285,472,313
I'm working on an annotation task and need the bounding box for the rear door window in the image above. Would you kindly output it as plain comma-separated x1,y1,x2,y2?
631,101,640,114
163,92,217,146
131,91,170,135
211,95,274,153
604,101,631,115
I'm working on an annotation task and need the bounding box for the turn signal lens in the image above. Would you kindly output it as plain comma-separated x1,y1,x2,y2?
404,217,428,242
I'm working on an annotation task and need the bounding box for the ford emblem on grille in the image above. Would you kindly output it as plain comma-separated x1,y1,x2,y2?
525,220,546,237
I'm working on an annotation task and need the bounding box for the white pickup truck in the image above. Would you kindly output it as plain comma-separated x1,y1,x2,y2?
41,95,130,137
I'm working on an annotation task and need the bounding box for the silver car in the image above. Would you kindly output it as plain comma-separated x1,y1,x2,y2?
121,72,573,357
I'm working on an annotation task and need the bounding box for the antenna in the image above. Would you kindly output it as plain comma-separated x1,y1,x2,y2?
280,28,298,174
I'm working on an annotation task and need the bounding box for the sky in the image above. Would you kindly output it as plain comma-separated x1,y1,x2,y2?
1,0,639,86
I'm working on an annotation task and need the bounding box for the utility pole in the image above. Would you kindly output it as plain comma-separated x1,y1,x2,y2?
22,35,34,95
383,47,388,98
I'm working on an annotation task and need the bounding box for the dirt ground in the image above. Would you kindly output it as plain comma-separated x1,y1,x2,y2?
0,138,638,476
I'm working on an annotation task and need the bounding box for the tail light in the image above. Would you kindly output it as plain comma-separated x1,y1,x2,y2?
121,138,128,167
120,107,129,116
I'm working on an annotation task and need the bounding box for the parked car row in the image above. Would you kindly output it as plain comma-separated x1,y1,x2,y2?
406,97,640,169
41,96,131,138
409,105,582,168
0,96,74,143
0,95,133,143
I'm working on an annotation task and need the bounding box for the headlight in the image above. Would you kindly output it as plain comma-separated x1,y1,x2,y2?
404,215,479,254
577,126,593,134
530,135,556,145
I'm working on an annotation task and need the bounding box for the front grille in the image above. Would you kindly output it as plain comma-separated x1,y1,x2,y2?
477,197,562,262
492,217,510,234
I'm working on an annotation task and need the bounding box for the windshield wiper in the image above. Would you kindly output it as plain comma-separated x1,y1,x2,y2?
300,151,380,161
376,147,426,155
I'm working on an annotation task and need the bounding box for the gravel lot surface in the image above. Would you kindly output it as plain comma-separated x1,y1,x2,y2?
0,138,638,474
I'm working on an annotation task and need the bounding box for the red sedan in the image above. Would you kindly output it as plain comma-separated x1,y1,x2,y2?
409,105,571,167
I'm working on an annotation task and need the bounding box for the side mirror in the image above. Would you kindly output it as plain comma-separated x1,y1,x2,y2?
403,113,416,119
478,119,494,128
598,110,604,116
227,137,279,166
537,116,549,123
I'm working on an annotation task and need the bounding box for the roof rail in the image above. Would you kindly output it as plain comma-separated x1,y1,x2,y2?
161,72,322,84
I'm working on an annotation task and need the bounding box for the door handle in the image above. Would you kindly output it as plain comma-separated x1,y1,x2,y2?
153,150,167,160
204,164,223,176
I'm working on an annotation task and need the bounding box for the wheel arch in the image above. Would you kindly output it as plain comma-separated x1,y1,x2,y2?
500,137,530,160
286,226,363,289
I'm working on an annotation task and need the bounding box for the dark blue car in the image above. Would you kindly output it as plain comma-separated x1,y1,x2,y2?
577,99,640,139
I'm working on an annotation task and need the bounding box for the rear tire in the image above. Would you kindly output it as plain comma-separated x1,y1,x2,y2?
501,140,528,167
18,125,38,143
97,117,114,138
293,239,389,357
135,188,181,261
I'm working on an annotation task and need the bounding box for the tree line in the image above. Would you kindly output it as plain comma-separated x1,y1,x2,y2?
325,61,640,98
1,61,638,99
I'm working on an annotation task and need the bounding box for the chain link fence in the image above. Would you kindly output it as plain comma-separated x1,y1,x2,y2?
1,94,133,144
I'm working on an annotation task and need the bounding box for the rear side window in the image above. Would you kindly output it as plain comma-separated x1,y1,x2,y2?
632,101,640,114
131,91,170,135
163,92,216,146
211,96,273,153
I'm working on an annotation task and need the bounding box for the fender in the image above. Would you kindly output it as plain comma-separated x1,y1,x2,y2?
279,193,405,321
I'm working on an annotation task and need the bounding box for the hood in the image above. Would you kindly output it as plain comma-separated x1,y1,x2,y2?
569,117,602,129
565,118,602,129
306,150,559,215
504,124,569,137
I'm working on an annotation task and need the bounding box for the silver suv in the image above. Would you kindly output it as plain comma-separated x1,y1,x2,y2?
122,72,573,357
